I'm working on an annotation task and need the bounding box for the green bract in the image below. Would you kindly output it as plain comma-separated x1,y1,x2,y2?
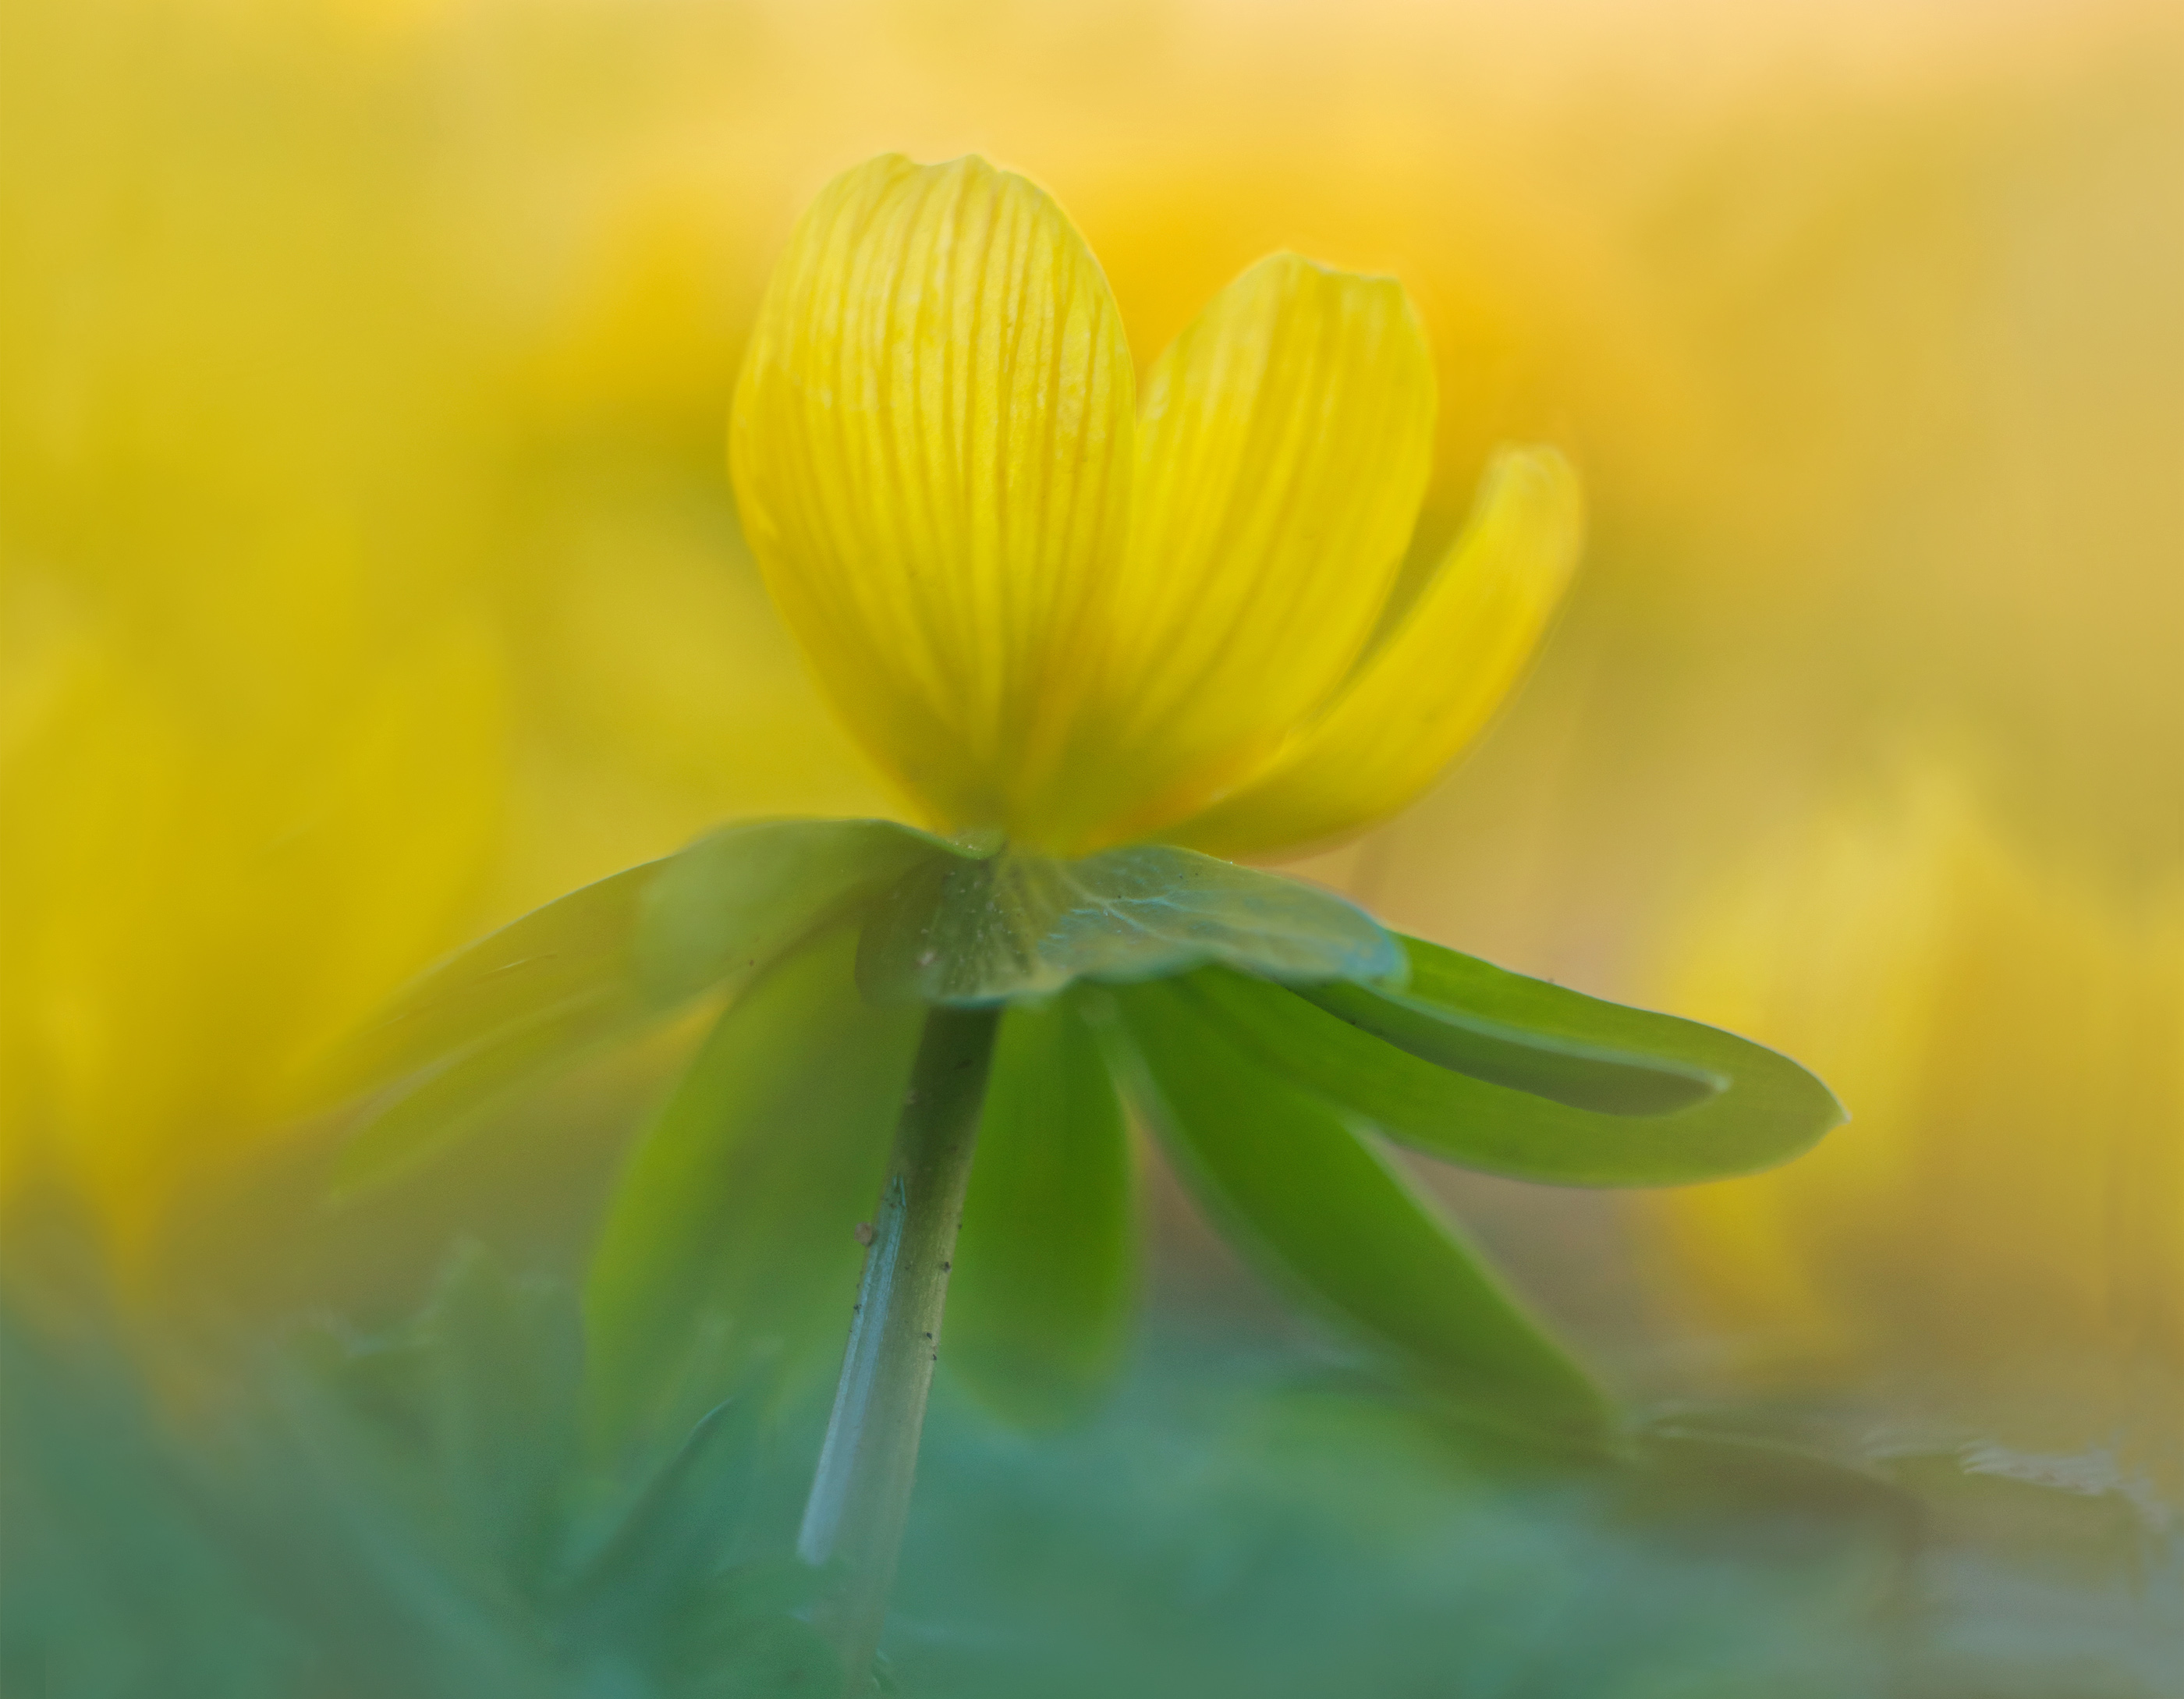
856,840,1402,1003
324,818,1844,1445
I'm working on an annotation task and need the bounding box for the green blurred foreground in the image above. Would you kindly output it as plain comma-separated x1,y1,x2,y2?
7,1246,2179,1699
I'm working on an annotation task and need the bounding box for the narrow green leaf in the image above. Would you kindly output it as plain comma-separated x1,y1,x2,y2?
1368,932,1838,1174
321,860,668,1106
583,928,923,1455
330,819,941,1197
1108,979,1612,1437
858,843,1402,1006
1187,960,1843,1187
947,994,1138,1428
633,818,948,1007
331,989,648,1198
1303,982,1722,1115
1197,947,1843,1187
562,1397,761,1643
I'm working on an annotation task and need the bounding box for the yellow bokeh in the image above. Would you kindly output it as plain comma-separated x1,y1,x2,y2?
1646,773,2183,1465
3,0,2178,1389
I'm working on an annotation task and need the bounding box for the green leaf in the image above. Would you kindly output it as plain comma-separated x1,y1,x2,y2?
331,820,941,1197
1185,959,1841,1188
858,844,1402,1006
561,1398,762,1643
331,991,650,1198
633,818,948,1006
1108,978,1612,1438
1303,982,1722,1116
323,858,668,1106
947,994,1139,1428
583,927,923,1455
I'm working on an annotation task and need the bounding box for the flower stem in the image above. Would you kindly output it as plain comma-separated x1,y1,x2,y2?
797,1003,1001,1694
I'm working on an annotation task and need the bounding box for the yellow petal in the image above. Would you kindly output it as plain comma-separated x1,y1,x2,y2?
1171,446,1582,859
729,154,1135,836
1051,254,1435,850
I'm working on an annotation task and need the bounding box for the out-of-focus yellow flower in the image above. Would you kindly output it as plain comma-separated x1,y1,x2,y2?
0,0,870,1284
1648,773,2184,1448
731,154,1581,860
0,598,505,1279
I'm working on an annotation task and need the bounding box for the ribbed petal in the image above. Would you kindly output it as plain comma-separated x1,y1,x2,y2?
1048,254,1436,851
729,155,1136,836
1171,446,1582,859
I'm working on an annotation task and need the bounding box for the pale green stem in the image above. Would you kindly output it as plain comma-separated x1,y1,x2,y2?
797,1003,1001,1695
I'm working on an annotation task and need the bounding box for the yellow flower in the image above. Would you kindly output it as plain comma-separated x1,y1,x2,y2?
731,154,1582,860
0,604,505,1283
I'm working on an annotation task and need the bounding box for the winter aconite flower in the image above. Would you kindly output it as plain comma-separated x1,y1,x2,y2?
729,154,1580,860
328,154,1839,1694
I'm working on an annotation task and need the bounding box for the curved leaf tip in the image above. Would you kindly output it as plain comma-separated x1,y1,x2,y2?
1186,936,1843,1190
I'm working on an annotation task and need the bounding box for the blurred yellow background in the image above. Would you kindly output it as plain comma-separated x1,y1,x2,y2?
4,0,2178,1447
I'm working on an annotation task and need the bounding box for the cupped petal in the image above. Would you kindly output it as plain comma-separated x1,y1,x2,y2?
1048,254,1436,851
1168,446,1582,860
729,154,1136,836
